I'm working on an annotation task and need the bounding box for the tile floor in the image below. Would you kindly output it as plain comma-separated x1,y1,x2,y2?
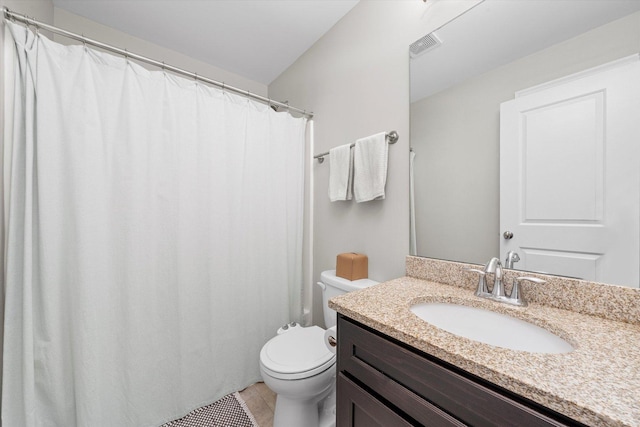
238,382,276,427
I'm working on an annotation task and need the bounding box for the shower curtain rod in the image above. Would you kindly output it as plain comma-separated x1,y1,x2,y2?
2,7,314,119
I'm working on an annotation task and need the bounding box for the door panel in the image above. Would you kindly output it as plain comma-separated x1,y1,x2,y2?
520,248,600,279
523,92,604,222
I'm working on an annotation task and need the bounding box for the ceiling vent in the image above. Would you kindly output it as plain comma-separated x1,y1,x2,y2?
410,32,442,58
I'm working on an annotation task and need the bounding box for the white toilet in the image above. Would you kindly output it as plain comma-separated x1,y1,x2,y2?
259,270,378,427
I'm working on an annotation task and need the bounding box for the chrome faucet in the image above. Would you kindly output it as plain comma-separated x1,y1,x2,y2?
465,257,502,298
505,251,520,269
466,257,546,306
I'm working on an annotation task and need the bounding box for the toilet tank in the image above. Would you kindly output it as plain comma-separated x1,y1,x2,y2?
319,270,378,329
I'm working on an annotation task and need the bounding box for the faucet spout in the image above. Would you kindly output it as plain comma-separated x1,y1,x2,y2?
484,257,505,298
505,251,520,269
484,257,501,275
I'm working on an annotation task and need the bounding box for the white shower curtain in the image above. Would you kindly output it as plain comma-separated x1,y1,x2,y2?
2,22,306,427
409,150,417,256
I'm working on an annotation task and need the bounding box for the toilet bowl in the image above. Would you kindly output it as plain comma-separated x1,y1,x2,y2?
260,326,336,427
259,270,378,427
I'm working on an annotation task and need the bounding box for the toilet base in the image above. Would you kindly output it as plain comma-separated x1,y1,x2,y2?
272,381,334,427
318,388,336,427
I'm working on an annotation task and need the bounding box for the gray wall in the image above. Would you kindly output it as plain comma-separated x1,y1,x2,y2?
52,8,267,96
410,10,640,266
268,1,479,326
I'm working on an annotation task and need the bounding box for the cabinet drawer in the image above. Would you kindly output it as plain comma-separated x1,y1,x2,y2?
338,316,578,427
337,373,414,427
339,344,465,426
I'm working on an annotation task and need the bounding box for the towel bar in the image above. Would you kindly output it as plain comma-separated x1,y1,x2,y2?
314,131,398,164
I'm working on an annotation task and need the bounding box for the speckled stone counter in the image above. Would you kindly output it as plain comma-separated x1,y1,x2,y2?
329,258,640,427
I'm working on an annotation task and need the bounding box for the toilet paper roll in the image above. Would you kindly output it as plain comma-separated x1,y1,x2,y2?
324,326,337,353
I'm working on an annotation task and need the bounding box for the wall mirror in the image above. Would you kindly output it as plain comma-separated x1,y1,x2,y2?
410,0,640,287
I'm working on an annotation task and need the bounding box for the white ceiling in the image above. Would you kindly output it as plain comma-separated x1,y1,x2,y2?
411,0,640,102
51,0,359,85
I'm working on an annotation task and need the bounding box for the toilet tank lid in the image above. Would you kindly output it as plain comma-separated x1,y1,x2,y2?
320,270,379,292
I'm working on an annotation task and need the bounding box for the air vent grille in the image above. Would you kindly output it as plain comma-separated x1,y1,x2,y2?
410,32,442,58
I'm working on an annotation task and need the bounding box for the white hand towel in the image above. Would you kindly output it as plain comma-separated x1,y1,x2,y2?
354,132,388,202
328,144,354,201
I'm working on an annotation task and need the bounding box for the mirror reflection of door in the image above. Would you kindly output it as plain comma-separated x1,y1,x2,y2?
500,56,640,286
409,0,640,287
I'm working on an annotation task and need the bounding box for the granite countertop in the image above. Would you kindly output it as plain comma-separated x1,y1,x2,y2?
329,276,640,427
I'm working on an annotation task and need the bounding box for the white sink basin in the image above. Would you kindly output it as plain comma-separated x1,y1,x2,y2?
410,303,574,354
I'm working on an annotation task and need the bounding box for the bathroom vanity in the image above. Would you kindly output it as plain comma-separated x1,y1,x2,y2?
330,257,640,427
336,315,581,426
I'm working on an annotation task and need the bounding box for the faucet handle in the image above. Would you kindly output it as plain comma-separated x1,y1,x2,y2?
465,268,488,296
510,276,546,306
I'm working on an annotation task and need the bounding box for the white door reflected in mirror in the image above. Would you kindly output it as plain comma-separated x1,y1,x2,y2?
409,0,640,287
500,56,640,286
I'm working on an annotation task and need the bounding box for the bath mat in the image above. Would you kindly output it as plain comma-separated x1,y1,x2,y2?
162,392,259,427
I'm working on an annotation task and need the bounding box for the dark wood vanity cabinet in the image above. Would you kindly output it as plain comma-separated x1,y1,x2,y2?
336,315,586,427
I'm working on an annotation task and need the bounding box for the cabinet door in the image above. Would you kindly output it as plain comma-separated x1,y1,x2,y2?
336,373,414,427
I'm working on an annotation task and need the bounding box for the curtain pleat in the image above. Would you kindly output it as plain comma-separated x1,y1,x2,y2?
2,21,306,427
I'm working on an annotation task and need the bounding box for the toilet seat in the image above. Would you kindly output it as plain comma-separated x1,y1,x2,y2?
260,326,336,380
